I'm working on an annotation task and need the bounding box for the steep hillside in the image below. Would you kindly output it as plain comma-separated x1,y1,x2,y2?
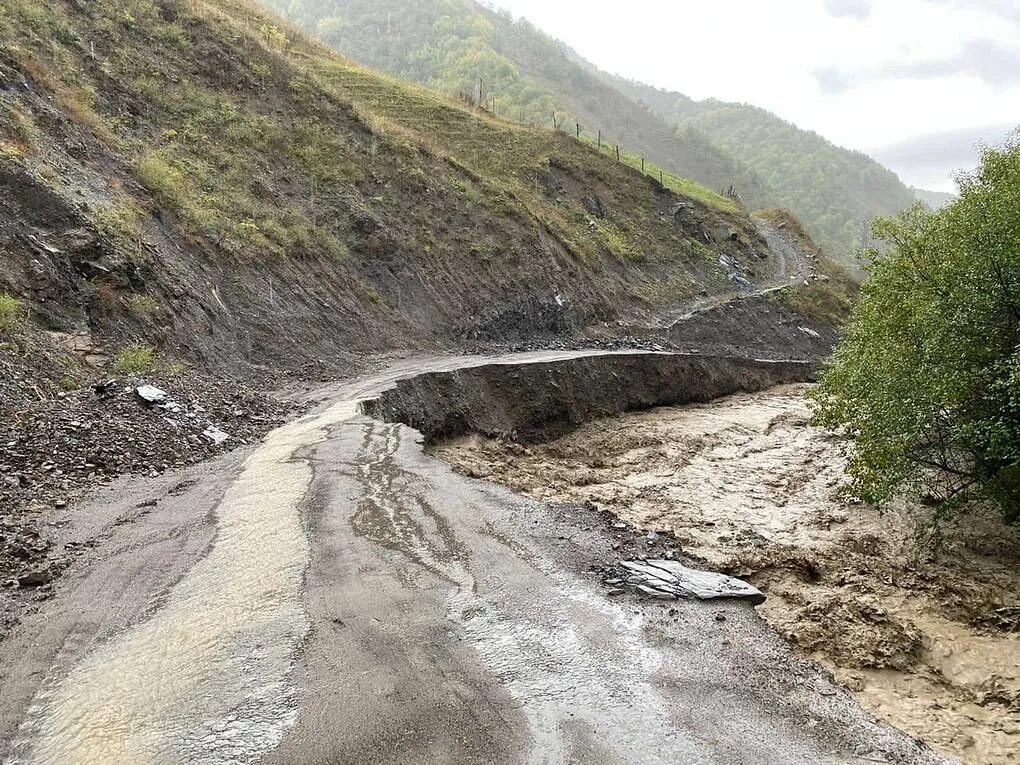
265,0,918,263
262,0,772,204
0,0,781,377
605,77,917,261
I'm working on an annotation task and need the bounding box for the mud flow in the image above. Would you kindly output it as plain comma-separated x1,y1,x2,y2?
431,384,1020,765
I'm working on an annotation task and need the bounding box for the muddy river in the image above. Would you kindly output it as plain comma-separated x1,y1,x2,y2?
432,384,1020,765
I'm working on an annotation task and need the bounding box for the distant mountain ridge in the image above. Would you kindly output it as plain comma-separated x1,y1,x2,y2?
265,0,921,263
911,187,956,210
595,74,918,260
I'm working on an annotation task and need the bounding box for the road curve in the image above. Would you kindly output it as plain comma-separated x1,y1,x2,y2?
1,351,948,764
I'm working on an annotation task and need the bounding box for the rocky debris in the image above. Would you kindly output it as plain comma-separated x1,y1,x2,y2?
0,366,297,637
979,606,1020,633
135,384,169,404
611,559,767,605
0,513,71,638
202,426,230,446
1,375,293,516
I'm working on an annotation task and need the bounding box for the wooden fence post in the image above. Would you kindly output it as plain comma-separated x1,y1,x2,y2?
616,144,620,161
597,130,601,151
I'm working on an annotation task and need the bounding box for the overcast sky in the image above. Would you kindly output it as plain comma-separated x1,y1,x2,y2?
489,0,1019,192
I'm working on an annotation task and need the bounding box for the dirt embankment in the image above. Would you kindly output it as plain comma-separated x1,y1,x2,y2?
0,1,791,380
431,385,1020,765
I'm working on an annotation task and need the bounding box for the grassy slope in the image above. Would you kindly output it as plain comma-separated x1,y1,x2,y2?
0,0,776,371
262,0,772,204
266,0,918,264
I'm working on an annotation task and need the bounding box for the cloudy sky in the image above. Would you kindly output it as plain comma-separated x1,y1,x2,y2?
490,0,1019,192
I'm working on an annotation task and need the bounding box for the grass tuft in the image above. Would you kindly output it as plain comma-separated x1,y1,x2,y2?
113,343,157,374
0,294,25,331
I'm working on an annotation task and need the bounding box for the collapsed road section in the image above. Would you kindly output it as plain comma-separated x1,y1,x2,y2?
1,351,949,764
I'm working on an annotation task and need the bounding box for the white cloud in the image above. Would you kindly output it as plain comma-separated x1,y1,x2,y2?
824,0,872,19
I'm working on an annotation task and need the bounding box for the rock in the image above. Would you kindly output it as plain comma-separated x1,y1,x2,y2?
93,379,119,397
582,194,605,218
635,584,676,600
202,426,230,446
135,385,169,405
18,569,52,588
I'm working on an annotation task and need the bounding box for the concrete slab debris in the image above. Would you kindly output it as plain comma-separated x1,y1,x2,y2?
619,559,766,605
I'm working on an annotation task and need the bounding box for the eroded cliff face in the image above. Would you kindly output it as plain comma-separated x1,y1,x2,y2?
363,352,816,442
0,0,829,379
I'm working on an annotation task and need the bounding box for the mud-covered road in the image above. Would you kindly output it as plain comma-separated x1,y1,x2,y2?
1,352,950,764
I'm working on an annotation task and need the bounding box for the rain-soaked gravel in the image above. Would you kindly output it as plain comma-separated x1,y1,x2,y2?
432,384,1020,765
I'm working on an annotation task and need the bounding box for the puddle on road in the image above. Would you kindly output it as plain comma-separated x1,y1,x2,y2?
432,384,1020,765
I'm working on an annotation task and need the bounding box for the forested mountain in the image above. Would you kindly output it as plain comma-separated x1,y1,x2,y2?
265,0,922,264
599,76,918,259
912,187,956,210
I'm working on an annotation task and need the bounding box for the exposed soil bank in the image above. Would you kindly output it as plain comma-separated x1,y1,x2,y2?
364,352,816,443
432,385,1020,765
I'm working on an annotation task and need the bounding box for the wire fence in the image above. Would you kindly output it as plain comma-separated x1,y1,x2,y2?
456,79,742,204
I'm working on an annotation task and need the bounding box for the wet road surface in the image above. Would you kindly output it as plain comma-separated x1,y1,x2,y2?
0,352,950,764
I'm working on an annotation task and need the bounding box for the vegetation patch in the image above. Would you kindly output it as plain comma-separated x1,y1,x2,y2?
136,154,187,209
593,219,640,261
126,294,159,316
813,135,1020,521
113,343,157,374
0,294,25,332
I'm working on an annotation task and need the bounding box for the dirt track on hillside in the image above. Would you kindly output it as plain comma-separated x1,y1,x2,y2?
433,385,1020,765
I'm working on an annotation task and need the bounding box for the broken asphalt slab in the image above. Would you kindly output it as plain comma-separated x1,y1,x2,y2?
617,559,767,605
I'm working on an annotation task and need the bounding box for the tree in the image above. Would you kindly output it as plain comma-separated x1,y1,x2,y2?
812,133,1020,521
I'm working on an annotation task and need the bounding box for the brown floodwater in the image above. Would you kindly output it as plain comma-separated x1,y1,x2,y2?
432,384,1020,765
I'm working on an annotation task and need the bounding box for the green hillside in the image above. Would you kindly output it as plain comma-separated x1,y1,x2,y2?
602,77,918,261
267,0,920,264
681,104,917,259
262,0,772,205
